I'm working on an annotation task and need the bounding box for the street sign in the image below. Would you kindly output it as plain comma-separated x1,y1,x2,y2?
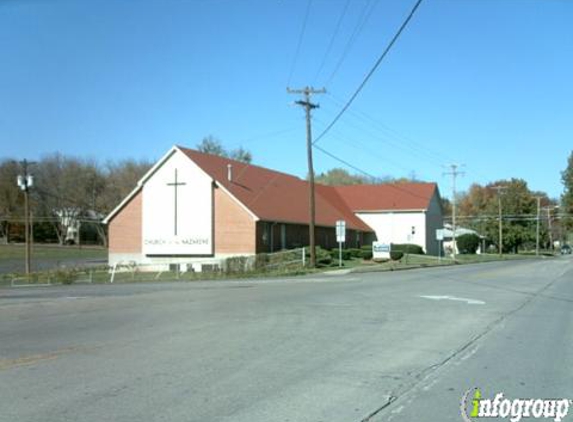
336,220,346,243
436,229,444,241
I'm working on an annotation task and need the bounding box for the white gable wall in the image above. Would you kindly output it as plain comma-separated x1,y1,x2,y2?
356,211,427,250
142,149,214,256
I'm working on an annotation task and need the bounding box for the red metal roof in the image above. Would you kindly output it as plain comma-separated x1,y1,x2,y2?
333,183,438,211
179,147,373,232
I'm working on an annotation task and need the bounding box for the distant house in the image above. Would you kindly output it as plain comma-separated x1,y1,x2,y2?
55,208,81,244
55,208,105,245
442,223,485,255
103,146,444,268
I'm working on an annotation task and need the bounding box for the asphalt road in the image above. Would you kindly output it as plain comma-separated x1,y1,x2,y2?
0,257,571,422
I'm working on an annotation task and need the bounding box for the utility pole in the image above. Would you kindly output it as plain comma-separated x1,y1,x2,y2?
535,196,541,256
443,164,464,260
547,207,554,251
543,205,559,251
287,86,326,268
16,160,35,275
492,186,508,256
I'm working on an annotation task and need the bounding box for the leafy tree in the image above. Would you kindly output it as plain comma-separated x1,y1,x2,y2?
561,151,573,232
315,168,375,185
0,154,153,246
196,136,252,164
457,179,548,253
441,197,452,216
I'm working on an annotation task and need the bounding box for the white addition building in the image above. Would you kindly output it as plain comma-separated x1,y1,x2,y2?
334,183,444,256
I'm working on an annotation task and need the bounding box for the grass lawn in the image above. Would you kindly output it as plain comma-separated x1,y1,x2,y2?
0,247,554,287
0,243,107,261
351,252,551,274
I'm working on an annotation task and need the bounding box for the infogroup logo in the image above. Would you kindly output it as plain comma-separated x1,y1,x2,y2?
461,388,571,422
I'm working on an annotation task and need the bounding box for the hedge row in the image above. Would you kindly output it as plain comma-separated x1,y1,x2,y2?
390,243,425,255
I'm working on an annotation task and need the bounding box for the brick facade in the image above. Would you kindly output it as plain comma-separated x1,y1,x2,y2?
108,190,142,254
214,186,256,255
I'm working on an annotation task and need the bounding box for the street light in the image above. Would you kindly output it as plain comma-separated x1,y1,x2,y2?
16,160,34,275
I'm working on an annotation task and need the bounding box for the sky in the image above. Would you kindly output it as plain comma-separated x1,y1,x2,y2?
1,0,572,199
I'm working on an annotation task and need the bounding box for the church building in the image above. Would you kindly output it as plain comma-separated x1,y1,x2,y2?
103,145,443,268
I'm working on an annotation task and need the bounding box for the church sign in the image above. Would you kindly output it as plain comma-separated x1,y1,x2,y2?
372,242,391,260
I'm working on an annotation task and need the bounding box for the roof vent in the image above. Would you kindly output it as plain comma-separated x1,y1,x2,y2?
227,164,232,182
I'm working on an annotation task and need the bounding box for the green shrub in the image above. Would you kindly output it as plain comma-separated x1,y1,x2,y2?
360,245,373,252
316,247,333,267
456,233,480,254
305,246,333,267
330,249,352,261
346,248,363,258
225,256,250,273
391,243,424,255
360,250,373,260
254,253,269,270
53,269,76,285
390,251,404,261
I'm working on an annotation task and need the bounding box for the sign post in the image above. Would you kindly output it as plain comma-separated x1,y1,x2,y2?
336,220,346,267
436,229,444,262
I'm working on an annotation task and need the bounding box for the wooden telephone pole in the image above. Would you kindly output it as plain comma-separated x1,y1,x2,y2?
492,186,508,256
443,164,464,260
535,196,542,256
287,86,326,268
17,160,35,275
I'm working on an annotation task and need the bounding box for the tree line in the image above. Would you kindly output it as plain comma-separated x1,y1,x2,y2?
0,137,251,246
312,157,573,253
0,154,153,246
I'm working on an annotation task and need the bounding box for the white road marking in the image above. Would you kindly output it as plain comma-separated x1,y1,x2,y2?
419,295,485,305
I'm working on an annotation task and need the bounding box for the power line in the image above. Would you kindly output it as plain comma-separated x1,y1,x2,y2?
313,115,421,176
317,100,446,169
314,0,425,146
313,143,431,202
323,93,453,165
323,0,379,87
286,0,313,87
312,0,351,85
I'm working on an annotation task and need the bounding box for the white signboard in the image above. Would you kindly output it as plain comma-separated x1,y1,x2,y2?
336,220,346,243
142,151,213,256
373,242,391,259
436,229,444,241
